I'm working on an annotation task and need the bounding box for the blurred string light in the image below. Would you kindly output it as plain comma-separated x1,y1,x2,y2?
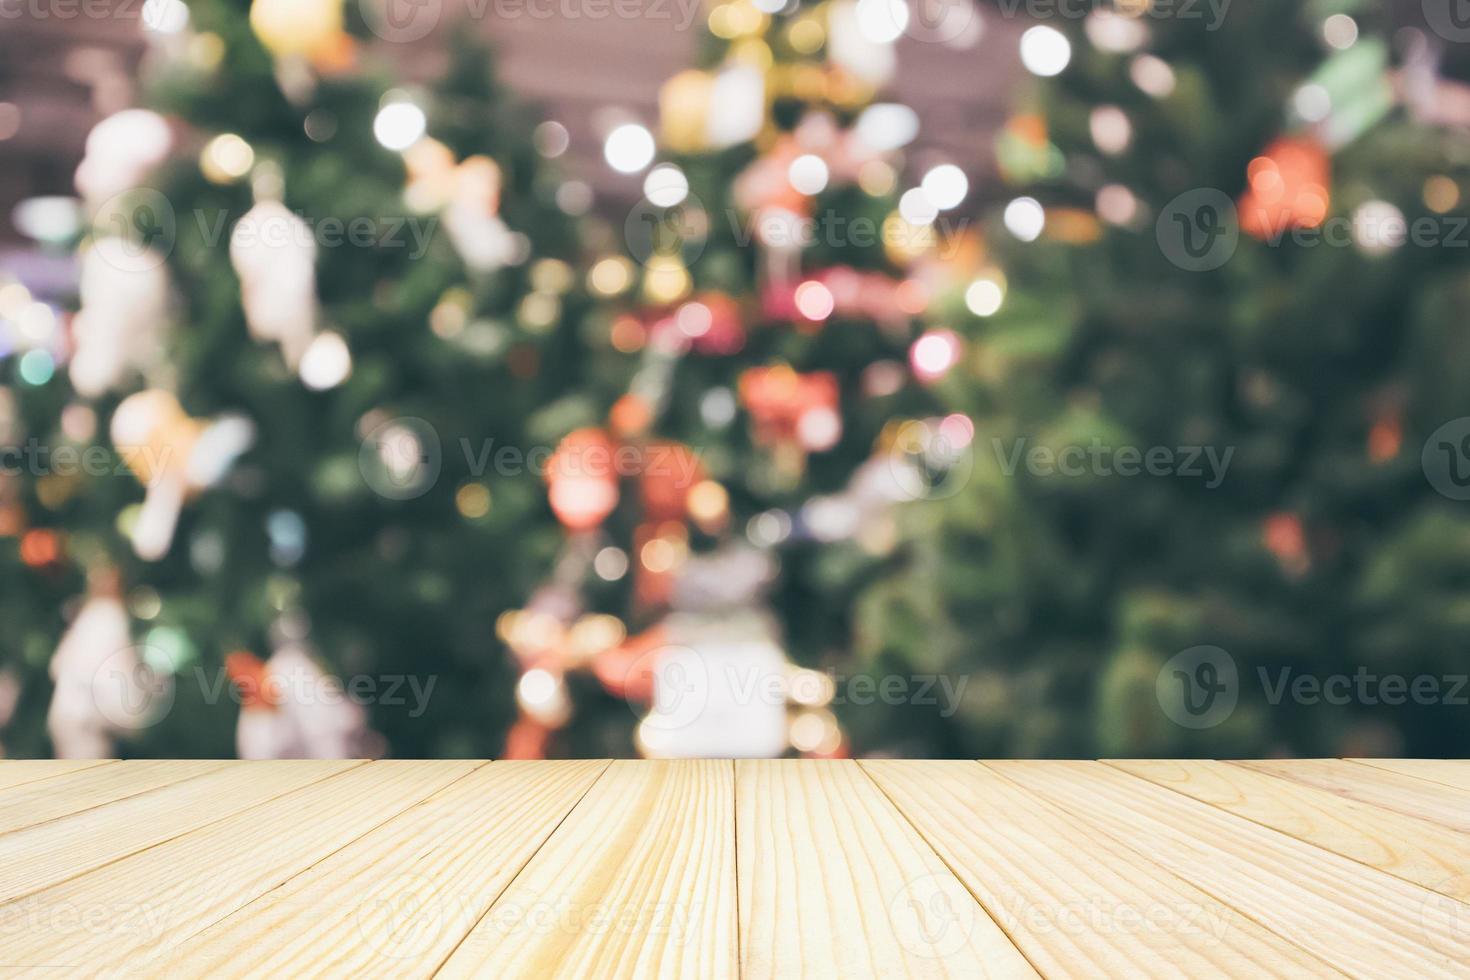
604,123,656,174
201,133,254,183
141,0,189,33
794,280,835,321
298,331,352,390
589,256,635,296
920,164,968,210
854,104,918,151
11,197,81,244
898,188,938,226
644,164,689,206
594,547,630,582
1096,184,1139,225
19,349,55,385
910,329,961,382
788,154,829,196
374,100,426,151
1323,13,1358,50
1004,196,1045,241
854,0,908,44
1084,9,1146,53
1292,83,1332,124
1352,200,1406,256
533,120,569,158
964,275,1004,317
1089,105,1131,155
1424,176,1460,213
1020,26,1071,77
1130,55,1176,97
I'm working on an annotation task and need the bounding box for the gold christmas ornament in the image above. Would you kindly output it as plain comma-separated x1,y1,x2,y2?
249,0,345,61
659,69,715,154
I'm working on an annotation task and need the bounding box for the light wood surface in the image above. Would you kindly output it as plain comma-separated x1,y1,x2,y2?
0,759,1464,977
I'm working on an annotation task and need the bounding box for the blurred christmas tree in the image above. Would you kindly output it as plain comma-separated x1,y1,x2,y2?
501,0,982,758
0,0,586,758
857,0,1470,757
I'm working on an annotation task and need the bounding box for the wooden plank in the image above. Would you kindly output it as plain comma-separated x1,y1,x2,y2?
151,761,607,978
864,760,1332,976
737,760,1033,979
0,759,226,837
0,759,112,793
0,759,359,907
1241,759,1470,835
436,760,737,979
1350,759,1470,794
0,761,478,973
991,760,1470,978
1111,760,1470,904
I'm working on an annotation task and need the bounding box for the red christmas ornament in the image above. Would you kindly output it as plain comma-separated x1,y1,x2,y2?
738,366,840,448
593,625,671,702
1239,137,1330,240
546,428,620,532
502,716,552,759
640,441,704,523
225,650,277,710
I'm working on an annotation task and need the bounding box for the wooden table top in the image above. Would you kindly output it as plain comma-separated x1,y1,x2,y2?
0,759,1465,976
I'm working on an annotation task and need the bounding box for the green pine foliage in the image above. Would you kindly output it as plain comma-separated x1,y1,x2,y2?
857,0,1470,757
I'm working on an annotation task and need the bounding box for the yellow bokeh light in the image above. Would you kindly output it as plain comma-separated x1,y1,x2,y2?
201,133,254,184
455,483,492,519
589,256,634,296
687,480,729,524
1424,175,1460,214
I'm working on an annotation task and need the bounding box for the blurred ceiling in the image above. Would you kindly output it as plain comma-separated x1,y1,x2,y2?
0,1,1023,248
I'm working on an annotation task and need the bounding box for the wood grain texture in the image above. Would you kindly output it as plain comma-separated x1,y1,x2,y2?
0,759,359,907
0,759,1463,976
865,760,1332,977
152,761,607,978
437,760,737,980
1241,758,1470,834
1350,759,1470,794
1110,760,1470,903
0,759,111,792
0,759,225,836
0,761,474,973
992,760,1470,978
737,760,1034,979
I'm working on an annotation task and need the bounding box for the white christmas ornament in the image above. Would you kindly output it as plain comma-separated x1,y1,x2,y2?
47,590,165,758
230,200,319,368
706,66,766,149
236,645,376,759
74,110,173,205
110,390,256,561
826,0,899,88
69,237,171,398
637,546,790,759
